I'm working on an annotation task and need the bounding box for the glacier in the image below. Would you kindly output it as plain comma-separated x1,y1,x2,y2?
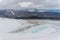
0,18,60,40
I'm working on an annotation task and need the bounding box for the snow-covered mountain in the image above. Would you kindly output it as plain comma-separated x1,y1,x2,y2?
0,9,60,19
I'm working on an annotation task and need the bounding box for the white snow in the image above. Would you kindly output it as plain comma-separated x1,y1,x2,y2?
0,18,60,40
0,18,35,33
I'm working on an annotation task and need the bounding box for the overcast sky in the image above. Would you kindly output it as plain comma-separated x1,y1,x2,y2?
0,0,60,9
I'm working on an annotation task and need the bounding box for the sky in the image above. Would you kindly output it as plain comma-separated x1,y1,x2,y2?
0,0,60,9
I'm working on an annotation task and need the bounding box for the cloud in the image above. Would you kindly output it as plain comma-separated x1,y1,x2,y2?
19,2,34,8
39,0,60,9
18,0,60,9
0,0,3,5
0,0,2,3
18,2,44,9
0,0,60,9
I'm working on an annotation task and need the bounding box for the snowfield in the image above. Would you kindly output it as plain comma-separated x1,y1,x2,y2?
0,18,60,40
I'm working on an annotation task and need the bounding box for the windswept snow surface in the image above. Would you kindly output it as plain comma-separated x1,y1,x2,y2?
0,18,60,40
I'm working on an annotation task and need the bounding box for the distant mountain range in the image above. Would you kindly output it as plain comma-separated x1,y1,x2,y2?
0,9,60,19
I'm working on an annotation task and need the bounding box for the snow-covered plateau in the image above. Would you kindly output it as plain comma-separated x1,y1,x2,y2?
0,18,60,40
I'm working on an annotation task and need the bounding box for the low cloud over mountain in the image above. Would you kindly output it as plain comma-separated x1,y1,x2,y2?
0,0,60,9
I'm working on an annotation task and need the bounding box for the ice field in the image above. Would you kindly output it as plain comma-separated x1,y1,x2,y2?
0,18,60,40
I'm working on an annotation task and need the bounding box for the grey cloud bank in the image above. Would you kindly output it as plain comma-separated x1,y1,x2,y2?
0,0,60,9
